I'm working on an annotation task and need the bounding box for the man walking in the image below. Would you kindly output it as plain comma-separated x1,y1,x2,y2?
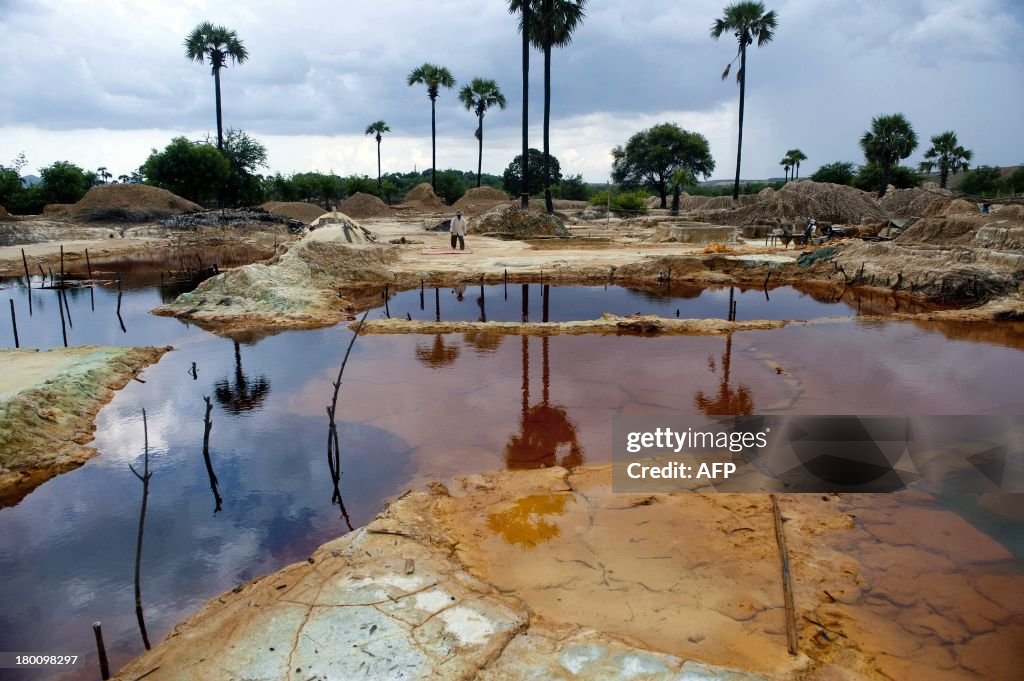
450,210,467,251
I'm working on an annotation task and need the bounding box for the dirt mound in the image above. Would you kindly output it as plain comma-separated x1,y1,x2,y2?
878,187,945,219
43,204,73,216
646,222,737,244
552,199,590,210
260,201,327,223
995,204,1024,221
896,217,980,247
467,205,569,239
921,197,979,218
705,181,884,226
308,212,377,242
337,193,394,219
398,183,446,212
451,186,511,215
73,184,200,217
678,194,736,211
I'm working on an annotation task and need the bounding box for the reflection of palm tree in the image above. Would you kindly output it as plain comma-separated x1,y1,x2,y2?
486,494,568,549
214,340,271,414
504,336,584,469
693,334,755,415
415,334,460,368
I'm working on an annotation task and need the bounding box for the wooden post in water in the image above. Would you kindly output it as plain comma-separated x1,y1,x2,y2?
117,274,126,334
57,288,68,347
129,409,153,651
92,622,110,680
61,287,73,329
542,284,550,323
60,245,64,285
728,286,735,321
85,248,93,280
504,269,508,301
38,264,46,282
384,284,390,319
9,299,19,348
21,249,32,316
521,283,529,323
202,396,222,513
420,279,425,311
434,287,440,322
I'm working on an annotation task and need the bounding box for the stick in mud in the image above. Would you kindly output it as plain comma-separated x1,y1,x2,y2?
324,311,367,531
9,299,19,348
85,248,93,280
770,494,798,655
92,622,110,680
128,409,153,651
202,396,222,513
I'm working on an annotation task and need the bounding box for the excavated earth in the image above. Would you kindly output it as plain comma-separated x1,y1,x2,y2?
113,466,1024,681
0,345,170,506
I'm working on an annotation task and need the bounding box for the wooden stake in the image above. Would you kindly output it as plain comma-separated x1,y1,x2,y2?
61,286,73,329
21,248,30,284
85,248,93,280
129,409,153,651
434,287,440,322
60,245,64,284
93,622,110,680
57,288,68,347
202,396,222,513
9,299,19,348
770,494,798,655
384,284,390,319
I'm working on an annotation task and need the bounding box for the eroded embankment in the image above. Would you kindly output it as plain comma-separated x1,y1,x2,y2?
0,345,170,506
113,466,1023,681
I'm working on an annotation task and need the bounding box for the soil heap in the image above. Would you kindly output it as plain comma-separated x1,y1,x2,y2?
878,187,946,219
451,186,511,215
397,183,446,213
337,192,394,219
260,201,328,223
467,204,570,239
705,182,885,225
71,184,201,221
42,204,73,216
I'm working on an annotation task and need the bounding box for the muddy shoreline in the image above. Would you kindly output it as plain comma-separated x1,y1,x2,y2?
112,466,1023,681
0,345,171,506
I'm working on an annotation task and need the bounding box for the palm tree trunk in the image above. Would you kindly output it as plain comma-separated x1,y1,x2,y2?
796,162,800,180
376,137,382,191
543,36,553,214
521,1,531,211
879,161,891,198
431,97,437,191
214,66,224,152
477,113,484,188
940,165,948,189
671,186,680,216
732,43,747,202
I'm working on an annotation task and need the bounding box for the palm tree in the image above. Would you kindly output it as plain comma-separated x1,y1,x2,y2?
780,158,790,182
407,64,456,191
185,22,249,151
922,131,972,189
511,0,588,213
711,2,778,202
508,0,533,210
859,113,918,198
97,166,111,184
459,79,507,188
364,121,390,192
786,148,807,179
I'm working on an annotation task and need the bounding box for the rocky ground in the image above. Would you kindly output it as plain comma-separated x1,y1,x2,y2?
113,466,1023,681
0,345,170,506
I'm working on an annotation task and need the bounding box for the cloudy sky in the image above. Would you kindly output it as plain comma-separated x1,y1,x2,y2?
1,0,1022,182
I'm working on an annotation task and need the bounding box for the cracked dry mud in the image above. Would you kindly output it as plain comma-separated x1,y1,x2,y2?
113,467,1022,681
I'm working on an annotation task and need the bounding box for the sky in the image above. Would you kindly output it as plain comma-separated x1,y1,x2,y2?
1,0,1022,183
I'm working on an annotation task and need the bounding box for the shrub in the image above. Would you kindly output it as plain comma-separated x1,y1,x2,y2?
590,189,648,215
811,162,856,185
853,163,921,192
958,166,1004,196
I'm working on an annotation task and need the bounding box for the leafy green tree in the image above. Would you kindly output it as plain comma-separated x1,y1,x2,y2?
508,0,534,209
342,175,378,197
185,22,249,151
711,1,778,201
811,161,855,185
407,63,456,191
670,169,697,215
957,166,1003,196
784,148,806,179
40,161,92,204
921,131,972,189
557,173,590,201
141,137,230,204
218,129,268,205
364,121,390,191
853,163,921,192
859,113,918,197
511,0,587,213
0,153,27,208
1005,165,1024,194
459,78,507,188
503,149,562,197
432,170,468,205
611,123,715,208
